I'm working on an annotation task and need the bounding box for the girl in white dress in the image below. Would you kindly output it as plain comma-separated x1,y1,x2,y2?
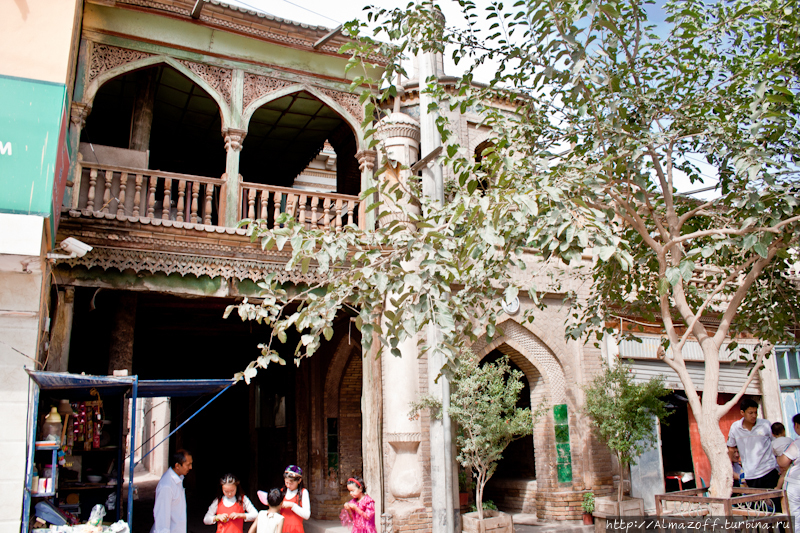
250,489,285,533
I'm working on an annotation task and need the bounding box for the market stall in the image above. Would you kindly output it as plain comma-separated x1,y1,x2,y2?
22,370,234,532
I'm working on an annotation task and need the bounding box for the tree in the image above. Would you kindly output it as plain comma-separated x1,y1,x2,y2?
583,361,670,504
409,355,542,521
229,0,800,500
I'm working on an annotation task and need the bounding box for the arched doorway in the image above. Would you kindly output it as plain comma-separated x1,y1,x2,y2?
480,347,540,515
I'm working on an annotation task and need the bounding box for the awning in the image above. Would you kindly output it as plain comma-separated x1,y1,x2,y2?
26,370,235,397
136,379,235,397
26,370,135,394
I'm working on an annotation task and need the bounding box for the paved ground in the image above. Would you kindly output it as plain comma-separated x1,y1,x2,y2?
126,470,593,533
511,514,594,532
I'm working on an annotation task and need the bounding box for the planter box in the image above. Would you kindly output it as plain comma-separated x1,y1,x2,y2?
593,496,644,533
461,510,513,533
593,495,644,518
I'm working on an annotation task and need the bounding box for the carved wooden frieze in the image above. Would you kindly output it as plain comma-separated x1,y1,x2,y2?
242,72,293,110
88,44,153,84
317,87,365,124
61,247,324,284
177,60,233,107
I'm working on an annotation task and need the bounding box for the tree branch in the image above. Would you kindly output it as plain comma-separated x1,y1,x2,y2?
713,242,781,348
718,342,772,417
676,255,760,352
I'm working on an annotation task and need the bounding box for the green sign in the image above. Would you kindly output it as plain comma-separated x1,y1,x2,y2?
0,74,68,220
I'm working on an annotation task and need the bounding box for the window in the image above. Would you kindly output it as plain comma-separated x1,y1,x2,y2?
327,418,339,474
776,347,800,382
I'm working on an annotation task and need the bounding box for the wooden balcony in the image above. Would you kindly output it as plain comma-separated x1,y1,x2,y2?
72,162,363,231
239,181,363,231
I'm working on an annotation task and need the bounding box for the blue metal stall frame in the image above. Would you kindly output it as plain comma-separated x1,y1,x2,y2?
23,370,235,532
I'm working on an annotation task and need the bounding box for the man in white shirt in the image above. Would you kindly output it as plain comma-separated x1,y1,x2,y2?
152,450,193,533
727,398,780,490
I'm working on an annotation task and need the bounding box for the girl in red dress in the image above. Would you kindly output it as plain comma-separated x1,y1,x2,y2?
342,476,376,533
280,465,310,533
203,473,258,533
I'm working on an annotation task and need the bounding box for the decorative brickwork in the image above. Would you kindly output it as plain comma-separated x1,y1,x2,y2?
471,320,567,404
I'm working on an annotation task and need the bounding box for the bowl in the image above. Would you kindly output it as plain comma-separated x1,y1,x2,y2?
86,475,103,483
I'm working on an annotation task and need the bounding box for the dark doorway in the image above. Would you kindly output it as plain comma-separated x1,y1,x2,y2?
660,392,696,491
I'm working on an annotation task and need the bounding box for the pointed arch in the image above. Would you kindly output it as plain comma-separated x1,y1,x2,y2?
242,84,365,152
470,319,567,404
81,55,232,129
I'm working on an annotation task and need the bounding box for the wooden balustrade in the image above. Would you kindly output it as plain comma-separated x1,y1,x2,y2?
73,163,364,232
239,182,363,231
76,163,223,226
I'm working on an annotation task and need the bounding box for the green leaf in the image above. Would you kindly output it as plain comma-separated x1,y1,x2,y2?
598,246,615,261
678,260,694,282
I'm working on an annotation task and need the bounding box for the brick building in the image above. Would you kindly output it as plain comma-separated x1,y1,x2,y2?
2,1,783,532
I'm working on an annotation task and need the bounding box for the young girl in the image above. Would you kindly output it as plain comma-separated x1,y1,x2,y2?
280,465,311,533
249,488,284,533
203,473,258,533
342,476,376,533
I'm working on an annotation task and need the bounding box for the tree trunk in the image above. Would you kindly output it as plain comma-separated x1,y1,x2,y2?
696,405,733,498
616,451,624,505
476,470,485,521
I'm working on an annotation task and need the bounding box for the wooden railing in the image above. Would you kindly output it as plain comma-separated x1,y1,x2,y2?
75,163,224,225
239,182,363,231
72,163,364,232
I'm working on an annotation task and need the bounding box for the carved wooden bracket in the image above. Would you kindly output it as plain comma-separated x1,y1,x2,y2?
70,102,93,130
355,150,377,172
222,128,248,152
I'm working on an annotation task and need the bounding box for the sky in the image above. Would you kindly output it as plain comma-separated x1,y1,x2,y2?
221,0,720,199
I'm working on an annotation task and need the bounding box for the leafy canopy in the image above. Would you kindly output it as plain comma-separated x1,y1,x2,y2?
230,0,800,395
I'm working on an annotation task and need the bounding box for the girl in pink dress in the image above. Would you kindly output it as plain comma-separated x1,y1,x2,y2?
342,476,376,533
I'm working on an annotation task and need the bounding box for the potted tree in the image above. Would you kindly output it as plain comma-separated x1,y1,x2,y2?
583,360,670,527
411,355,542,533
582,492,595,525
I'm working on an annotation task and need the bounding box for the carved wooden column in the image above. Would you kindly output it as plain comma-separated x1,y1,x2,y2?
355,150,377,229
129,69,157,152
67,102,91,208
222,128,247,227
108,292,137,374
47,287,75,372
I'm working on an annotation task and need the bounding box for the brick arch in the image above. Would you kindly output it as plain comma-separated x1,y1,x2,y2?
242,84,366,152
81,53,233,128
470,319,572,494
470,319,567,405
